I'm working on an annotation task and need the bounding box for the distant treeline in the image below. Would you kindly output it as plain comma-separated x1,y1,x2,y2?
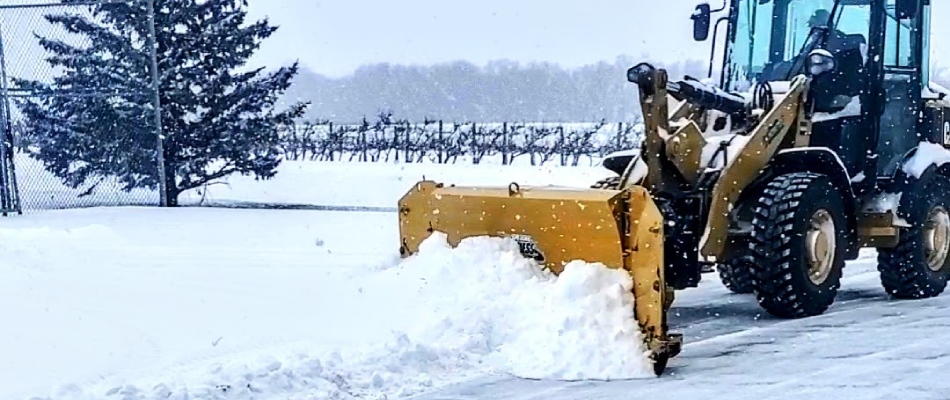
280,56,709,123
281,57,950,125
277,113,645,166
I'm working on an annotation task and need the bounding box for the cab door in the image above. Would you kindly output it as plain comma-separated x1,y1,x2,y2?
874,0,924,177
807,1,874,186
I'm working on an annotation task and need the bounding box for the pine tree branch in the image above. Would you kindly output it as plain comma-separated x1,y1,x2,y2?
179,164,238,193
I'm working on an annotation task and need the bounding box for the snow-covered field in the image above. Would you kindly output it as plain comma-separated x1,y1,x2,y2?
11,152,617,211
5,160,950,400
174,156,617,210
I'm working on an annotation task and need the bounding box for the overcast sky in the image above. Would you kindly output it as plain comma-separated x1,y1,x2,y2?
0,0,948,80
244,0,950,78
243,0,710,77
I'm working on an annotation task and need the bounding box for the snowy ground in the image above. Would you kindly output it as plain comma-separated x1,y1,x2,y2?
11,152,615,211
1,207,399,399
5,161,950,400
1,206,655,400
174,157,616,210
416,253,950,400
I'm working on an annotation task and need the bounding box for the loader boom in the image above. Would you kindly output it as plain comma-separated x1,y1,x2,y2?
701,76,809,257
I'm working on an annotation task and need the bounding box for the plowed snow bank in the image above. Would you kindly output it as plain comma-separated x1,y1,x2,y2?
27,230,653,400
386,232,654,382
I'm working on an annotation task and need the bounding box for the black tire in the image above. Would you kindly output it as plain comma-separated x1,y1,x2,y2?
718,245,755,294
877,177,950,299
591,176,621,189
749,172,848,318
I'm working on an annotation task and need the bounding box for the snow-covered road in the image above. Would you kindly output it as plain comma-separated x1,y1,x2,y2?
414,251,950,400
6,160,950,400
7,207,950,400
1,207,403,399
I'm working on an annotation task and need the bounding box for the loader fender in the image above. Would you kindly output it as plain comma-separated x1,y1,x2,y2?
769,147,859,259
890,144,950,195
886,145,950,225
912,163,950,191
602,149,639,176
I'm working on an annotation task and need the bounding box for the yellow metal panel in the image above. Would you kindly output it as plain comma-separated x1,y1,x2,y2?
623,186,669,350
857,212,901,248
398,181,627,273
700,75,809,258
666,121,707,184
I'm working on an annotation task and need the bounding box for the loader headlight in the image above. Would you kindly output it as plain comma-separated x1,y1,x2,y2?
806,49,836,76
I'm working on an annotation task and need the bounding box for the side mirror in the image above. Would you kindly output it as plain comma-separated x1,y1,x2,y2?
692,3,711,41
895,0,918,19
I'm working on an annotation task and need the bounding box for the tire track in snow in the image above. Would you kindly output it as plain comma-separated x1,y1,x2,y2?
695,296,950,399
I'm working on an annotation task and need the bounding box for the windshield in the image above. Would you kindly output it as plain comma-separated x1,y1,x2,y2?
723,0,872,93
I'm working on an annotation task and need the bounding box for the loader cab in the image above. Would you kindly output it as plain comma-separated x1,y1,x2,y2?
693,0,934,190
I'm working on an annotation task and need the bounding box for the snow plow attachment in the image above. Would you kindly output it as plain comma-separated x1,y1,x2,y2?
397,180,682,375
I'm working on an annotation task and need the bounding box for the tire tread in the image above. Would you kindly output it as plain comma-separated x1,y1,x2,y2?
750,172,842,318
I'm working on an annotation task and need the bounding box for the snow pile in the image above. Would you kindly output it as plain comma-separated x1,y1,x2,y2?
380,232,655,382
499,259,654,380
903,141,950,179
31,231,653,400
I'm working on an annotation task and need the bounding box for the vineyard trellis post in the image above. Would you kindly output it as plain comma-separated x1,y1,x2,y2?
502,122,509,165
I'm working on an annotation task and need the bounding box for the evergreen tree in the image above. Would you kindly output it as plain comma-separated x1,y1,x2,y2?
14,0,308,205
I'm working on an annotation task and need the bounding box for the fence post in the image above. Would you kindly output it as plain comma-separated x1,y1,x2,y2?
617,122,624,151
471,123,477,164
145,0,167,207
502,122,509,165
405,121,411,162
559,126,566,166
393,123,399,162
527,127,533,166
360,123,367,162
438,120,443,164
0,22,20,215
327,121,343,161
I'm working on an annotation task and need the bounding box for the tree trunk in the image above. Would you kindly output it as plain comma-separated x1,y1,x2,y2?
165,183,179,207
163,156,179,207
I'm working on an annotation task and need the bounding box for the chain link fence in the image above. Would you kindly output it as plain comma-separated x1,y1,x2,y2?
0,0,164,212
0,1,644,214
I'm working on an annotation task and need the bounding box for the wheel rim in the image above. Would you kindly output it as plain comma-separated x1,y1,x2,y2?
806,209,836,285
924,206,950,272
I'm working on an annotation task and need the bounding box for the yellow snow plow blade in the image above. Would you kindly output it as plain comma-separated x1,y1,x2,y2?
397,180,682,374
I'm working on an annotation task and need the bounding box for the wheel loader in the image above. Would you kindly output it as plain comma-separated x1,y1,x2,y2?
397,0,950,375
